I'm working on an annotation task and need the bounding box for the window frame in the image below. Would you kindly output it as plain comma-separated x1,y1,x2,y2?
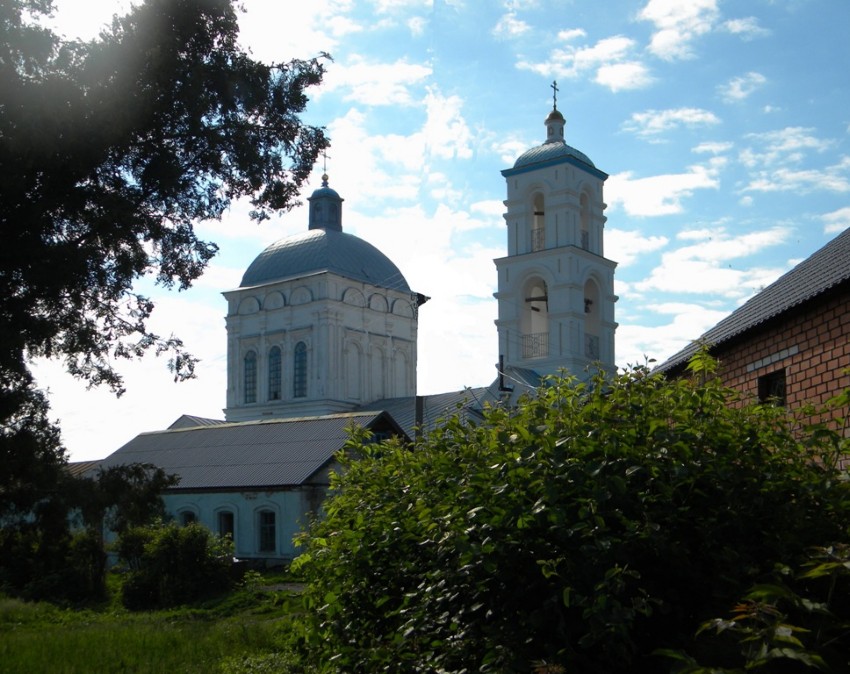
293,341,307,398
258,509,276,553
268,346,282,401
244,350,258,404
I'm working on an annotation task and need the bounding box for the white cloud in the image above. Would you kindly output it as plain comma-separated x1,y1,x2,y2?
557,28,587,42
639,0,719,60
493,137,530,165
718,71,766,102
608,163,721,216
820,207,850,234
740,127,834,167
408,16,427,35
606,229,669,267
493,12,531,38
322,55,432,106
517,34,652,92
693,141,733,154
743,157,850,194
595,62,654,91
616,303,730,367
722,16,770,39
623,107,720,139
471,200,506,218
633,227,791,298
421,90,474,160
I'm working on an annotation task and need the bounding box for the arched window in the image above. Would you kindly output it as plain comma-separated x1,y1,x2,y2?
217,511,235,540
293,342,307,398
268,346,282,401
531,193,545,252
521,277,549,359
244,350,257,404
179,510,197,526
584,279,601,360
257,509,276,553
580,192,590,251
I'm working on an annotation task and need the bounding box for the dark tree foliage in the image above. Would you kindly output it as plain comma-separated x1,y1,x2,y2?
71,463,179,536
0,1,326,600
290,358,850,673
1,0,328,396
0,459,178,602
116,521,234,610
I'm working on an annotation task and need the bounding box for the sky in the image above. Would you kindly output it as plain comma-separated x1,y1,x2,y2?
32,0,850,462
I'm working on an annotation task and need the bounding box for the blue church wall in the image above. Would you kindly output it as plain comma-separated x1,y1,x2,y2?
162,487,324,563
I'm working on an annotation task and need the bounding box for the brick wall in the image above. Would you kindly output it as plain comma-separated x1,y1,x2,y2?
714,290,850,429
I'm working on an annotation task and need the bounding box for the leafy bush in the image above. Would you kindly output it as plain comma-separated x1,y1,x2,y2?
117,522,234,610
665,543,850,672
291,359,850,673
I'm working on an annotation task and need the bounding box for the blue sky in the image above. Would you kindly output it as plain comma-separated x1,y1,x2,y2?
37,0,850,461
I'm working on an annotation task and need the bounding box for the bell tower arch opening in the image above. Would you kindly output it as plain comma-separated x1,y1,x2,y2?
580,191,590,251
583,278,601,361
521,276,549,360
531,192,545,252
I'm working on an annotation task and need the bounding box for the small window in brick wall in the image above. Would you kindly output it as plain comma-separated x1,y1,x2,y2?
758,369,786,406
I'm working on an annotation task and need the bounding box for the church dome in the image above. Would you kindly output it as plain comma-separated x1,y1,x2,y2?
513,102,595,169
513,140,595,169
239,174,410,291
239,229,411,291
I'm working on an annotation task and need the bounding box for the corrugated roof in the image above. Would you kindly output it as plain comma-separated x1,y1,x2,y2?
367,388,496,438
66,460,100,478
96,412,400,490
513,140,596,169
657,228,850,372
168,414,227,430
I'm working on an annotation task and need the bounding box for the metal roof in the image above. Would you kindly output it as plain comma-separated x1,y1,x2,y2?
514,140,595,169
367,388,496,439
96,412,402,490
239,229,411,292
656,227,850,372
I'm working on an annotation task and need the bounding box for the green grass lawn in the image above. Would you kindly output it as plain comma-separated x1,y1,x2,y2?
0,574,300,674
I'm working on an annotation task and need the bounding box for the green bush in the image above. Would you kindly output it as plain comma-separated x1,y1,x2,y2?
116,521,234,610
291,359,850,673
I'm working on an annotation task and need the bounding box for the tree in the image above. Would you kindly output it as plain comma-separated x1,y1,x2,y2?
116,521,234,610
1,0,328,400
290,360,850,673
0,457,179,602
0,0,327,582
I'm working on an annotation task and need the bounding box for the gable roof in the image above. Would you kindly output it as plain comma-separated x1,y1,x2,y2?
657,228,850,372
97,412,404,491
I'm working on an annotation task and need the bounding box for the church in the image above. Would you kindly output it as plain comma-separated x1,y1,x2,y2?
95,99,618,563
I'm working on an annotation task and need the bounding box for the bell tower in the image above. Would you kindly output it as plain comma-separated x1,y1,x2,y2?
494,86,617,381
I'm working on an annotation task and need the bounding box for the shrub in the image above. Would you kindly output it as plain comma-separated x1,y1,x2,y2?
291,360,850,673
116,521,234,610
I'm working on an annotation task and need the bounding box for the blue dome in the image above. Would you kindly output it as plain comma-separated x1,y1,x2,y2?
513,140,595,169
240,229,411,291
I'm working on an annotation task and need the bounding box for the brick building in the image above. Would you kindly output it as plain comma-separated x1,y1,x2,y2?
656,228,850,424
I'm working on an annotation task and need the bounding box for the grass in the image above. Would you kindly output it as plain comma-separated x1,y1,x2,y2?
0,573,301,674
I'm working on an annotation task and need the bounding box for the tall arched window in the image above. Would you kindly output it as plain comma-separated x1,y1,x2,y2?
531,193,545,252
584,278,601,360
580,192,590,251
521,277,549,359
244,350,257,404
257,509,276,553
293,341,307,398
268,346,281,401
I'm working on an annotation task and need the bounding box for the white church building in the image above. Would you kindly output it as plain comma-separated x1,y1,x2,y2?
94,99,618,563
